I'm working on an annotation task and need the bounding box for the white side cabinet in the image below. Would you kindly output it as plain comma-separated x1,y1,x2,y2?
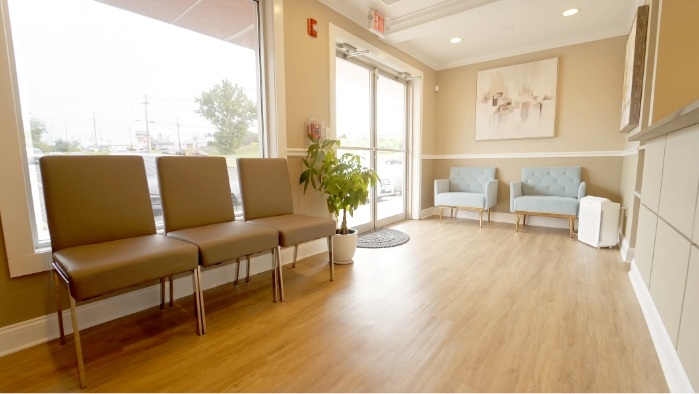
578,196,620,248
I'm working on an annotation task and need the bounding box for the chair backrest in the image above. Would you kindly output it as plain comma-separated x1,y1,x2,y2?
40,155,156,253
449,167,495,193
521,166,581,198
157,156,235,233
237,158,294,220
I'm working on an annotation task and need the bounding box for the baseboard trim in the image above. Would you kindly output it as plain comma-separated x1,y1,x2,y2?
628,260,694,393
0,239,327,358
620,235,635,263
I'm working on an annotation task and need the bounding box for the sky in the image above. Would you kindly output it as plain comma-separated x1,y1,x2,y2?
8,0,259,149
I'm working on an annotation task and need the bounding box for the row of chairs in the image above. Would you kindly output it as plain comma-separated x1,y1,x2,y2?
40,155,336,389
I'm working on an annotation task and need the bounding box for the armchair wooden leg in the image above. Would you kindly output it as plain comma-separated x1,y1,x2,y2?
53,270,66,345
523,215,527,226
569,218,574,238
516,214,520,232
439,207,444,223
69,295,86,389
488,209,491,222
478,210,483,228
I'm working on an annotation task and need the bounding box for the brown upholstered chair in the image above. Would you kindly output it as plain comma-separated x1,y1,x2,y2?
156,156,280,329
40,155,203,389
236,158,336,301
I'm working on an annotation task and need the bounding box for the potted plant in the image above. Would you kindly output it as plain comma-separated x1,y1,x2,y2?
299,134,379,263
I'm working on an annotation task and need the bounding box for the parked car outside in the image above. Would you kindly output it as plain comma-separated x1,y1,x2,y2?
26,147,44,164
139,154,240,220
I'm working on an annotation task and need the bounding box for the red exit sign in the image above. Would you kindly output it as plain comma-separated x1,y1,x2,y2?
368,9,385,37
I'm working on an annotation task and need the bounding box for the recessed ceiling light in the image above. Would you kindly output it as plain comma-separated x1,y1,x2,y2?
562,8,579,16
450,37,462,44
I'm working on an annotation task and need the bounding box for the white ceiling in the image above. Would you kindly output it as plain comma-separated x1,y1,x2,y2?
319,0,644,70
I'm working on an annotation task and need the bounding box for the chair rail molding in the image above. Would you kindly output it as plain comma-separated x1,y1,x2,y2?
422,149,635,160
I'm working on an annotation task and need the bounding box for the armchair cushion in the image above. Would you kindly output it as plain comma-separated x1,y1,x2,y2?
510,166,584,217
434,166,497,210
512,195,580,216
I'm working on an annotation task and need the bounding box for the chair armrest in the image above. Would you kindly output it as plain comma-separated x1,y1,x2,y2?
484,179,498,209
434,179,449,206
510,181,522,213
577,181,587,201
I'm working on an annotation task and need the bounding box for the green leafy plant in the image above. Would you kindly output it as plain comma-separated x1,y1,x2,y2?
300,135,379,235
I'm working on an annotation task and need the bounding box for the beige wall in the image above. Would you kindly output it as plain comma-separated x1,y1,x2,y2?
650,0,699,123
424,37,628,210
281,0,437,151
0,0,437,329
0,216,55,327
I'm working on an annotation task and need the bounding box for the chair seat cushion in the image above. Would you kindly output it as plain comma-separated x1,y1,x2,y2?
248,214,336,247
54,234,198,301
513,196,579,216
435,192,485,209
168,221,279,267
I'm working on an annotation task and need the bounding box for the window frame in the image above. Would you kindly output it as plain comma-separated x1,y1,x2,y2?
0,0,282,277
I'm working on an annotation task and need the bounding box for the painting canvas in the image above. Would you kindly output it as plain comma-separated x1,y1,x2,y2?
475,57,558,141
620,5,649,133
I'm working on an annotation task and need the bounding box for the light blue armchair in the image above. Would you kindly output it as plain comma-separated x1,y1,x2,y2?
434,167,498,227
510,166,586,237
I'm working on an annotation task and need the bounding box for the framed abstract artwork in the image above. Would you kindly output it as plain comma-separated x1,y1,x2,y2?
475,57,558,141
620,5,649,133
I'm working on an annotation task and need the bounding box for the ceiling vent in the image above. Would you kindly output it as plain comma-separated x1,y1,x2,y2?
380,0,402,6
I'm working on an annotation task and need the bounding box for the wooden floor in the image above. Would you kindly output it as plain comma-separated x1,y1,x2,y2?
0,218,668,392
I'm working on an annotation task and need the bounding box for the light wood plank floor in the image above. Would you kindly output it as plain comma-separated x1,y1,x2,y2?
0,218,668,392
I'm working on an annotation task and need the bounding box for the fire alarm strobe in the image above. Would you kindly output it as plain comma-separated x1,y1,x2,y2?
307,18,318,38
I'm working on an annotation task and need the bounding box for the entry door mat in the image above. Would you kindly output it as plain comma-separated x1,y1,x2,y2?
357,228,410,248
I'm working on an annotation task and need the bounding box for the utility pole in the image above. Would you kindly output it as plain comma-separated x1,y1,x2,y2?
142,94,151,152
176,117,182,153
92,112,98,152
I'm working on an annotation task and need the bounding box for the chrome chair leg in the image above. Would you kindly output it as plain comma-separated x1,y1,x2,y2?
68,295,86,389
234,257,240,285
277,246,285,302
327,236,334,281
160,278,166,309
193,267,205,335
291,244,298,268
169,276,174,307
53,270,66,345
271,248,278,302
246,256,251,283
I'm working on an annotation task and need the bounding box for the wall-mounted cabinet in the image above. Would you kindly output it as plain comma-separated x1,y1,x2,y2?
631,100,699,389
649,220,692,346
640,136,665,212
677,246,699,389
658,128,699,236
635,205,658,286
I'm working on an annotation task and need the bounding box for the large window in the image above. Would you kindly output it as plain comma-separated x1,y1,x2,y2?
7,0,264,247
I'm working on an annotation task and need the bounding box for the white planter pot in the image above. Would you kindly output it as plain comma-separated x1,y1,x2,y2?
333,228,358,264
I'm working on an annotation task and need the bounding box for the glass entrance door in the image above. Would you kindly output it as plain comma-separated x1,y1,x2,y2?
335,56,407,233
